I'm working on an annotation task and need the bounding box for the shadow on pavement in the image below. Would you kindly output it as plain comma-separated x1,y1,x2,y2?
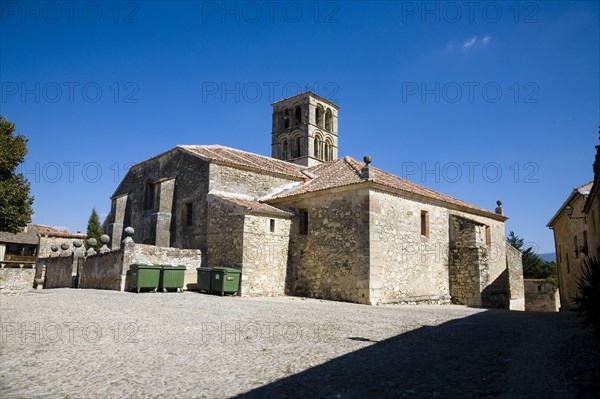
235,310,599,399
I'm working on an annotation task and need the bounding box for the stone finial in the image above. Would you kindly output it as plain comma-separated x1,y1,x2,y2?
99,234,111,254
122,226,135,245
59,242,70,257
495,200,503,215
73,239,85,258
360,155,374,180
50,244,59,257
86,238,98,256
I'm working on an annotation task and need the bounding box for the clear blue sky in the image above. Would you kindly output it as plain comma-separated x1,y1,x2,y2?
1,1,599,253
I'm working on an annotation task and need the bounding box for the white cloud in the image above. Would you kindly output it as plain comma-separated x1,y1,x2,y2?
482,35,491,45
463,36,477,48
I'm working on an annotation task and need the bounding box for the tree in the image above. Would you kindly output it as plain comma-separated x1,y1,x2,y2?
506,231,557,279
0,115,34,233
86,208,104,250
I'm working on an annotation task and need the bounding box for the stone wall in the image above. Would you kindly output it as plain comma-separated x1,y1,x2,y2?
448,215,489,307
209,163,299,198
206,197,245,270
506,244,525,310
369,190,451,305
284,188,371,304
242,214,292,296
0,268,35,294
124,243,202,290
111,148,210,255
79,250,126,291
550,194,588,310
524,279,560,312
42,256,76,289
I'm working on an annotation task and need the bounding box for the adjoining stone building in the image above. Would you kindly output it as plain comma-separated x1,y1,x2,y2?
548,131,600,310
547,182,592,310
105,91,524,307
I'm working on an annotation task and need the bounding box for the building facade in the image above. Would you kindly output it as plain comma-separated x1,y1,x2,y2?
106,92,523,306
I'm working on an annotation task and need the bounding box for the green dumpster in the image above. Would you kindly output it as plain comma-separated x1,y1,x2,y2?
211,267,241,296
160,265,187,293
129,264,161,293
197,267,212,293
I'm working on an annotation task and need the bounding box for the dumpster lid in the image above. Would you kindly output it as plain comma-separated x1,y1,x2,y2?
161,265,187,270
131,264,161,269
213,267,241,273
197,267,212,271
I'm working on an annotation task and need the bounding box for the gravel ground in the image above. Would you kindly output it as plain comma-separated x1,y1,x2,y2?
1,289,598,398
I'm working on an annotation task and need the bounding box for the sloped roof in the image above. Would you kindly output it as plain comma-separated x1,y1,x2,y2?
0,224,85,245
178,145,305,179
547,181,593,227
209,193,294,217
265,156,505,220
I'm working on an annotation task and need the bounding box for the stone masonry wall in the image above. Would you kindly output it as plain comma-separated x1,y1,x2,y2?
369,190,451,305
206,197,245,270
111,148,210,256
524,279,560,312
209,163,300,199
0,268,35,295
284,189,371,304
506,244,525,310
449,215,489,307
79,250,124,291
242,214,292,296
41,256,76,289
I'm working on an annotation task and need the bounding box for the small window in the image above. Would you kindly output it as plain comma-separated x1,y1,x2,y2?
583,230,588,253
299,209,308,235
420,210,429,238
185,202,193,226
566,253,570,274
485,225,491,246
537,285,542,292
145,183,157,211
558,245,562,263
325,109,332,131
574,235,579,259
270,219,275,233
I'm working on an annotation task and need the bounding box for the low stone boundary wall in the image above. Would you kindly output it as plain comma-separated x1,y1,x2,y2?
524,279,560,312
0,268,35,295
42,256,76,289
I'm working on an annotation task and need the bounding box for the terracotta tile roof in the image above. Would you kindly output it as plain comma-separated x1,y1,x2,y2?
0,224,85,244
35,225,86,238
265,156,505,220
209,194,294,217
178,145,305,179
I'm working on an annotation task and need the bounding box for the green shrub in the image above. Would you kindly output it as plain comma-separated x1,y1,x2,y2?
572,257,600,334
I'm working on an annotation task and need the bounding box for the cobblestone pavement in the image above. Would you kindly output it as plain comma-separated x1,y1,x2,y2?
1,289,598,398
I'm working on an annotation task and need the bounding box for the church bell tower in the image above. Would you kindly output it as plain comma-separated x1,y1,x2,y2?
271,91,339,167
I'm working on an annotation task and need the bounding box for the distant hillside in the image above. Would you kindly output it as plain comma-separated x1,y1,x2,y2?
539,253,557,263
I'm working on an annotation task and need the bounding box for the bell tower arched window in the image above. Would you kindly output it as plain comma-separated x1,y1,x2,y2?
316,106,324,127
325,109,332,131
324,139,333,162
314,135,323,160
283,109,290,129
281,139,288,159
294,137,301,158
294,106,302,126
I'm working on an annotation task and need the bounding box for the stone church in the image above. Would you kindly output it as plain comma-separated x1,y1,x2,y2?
106,92,524,307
